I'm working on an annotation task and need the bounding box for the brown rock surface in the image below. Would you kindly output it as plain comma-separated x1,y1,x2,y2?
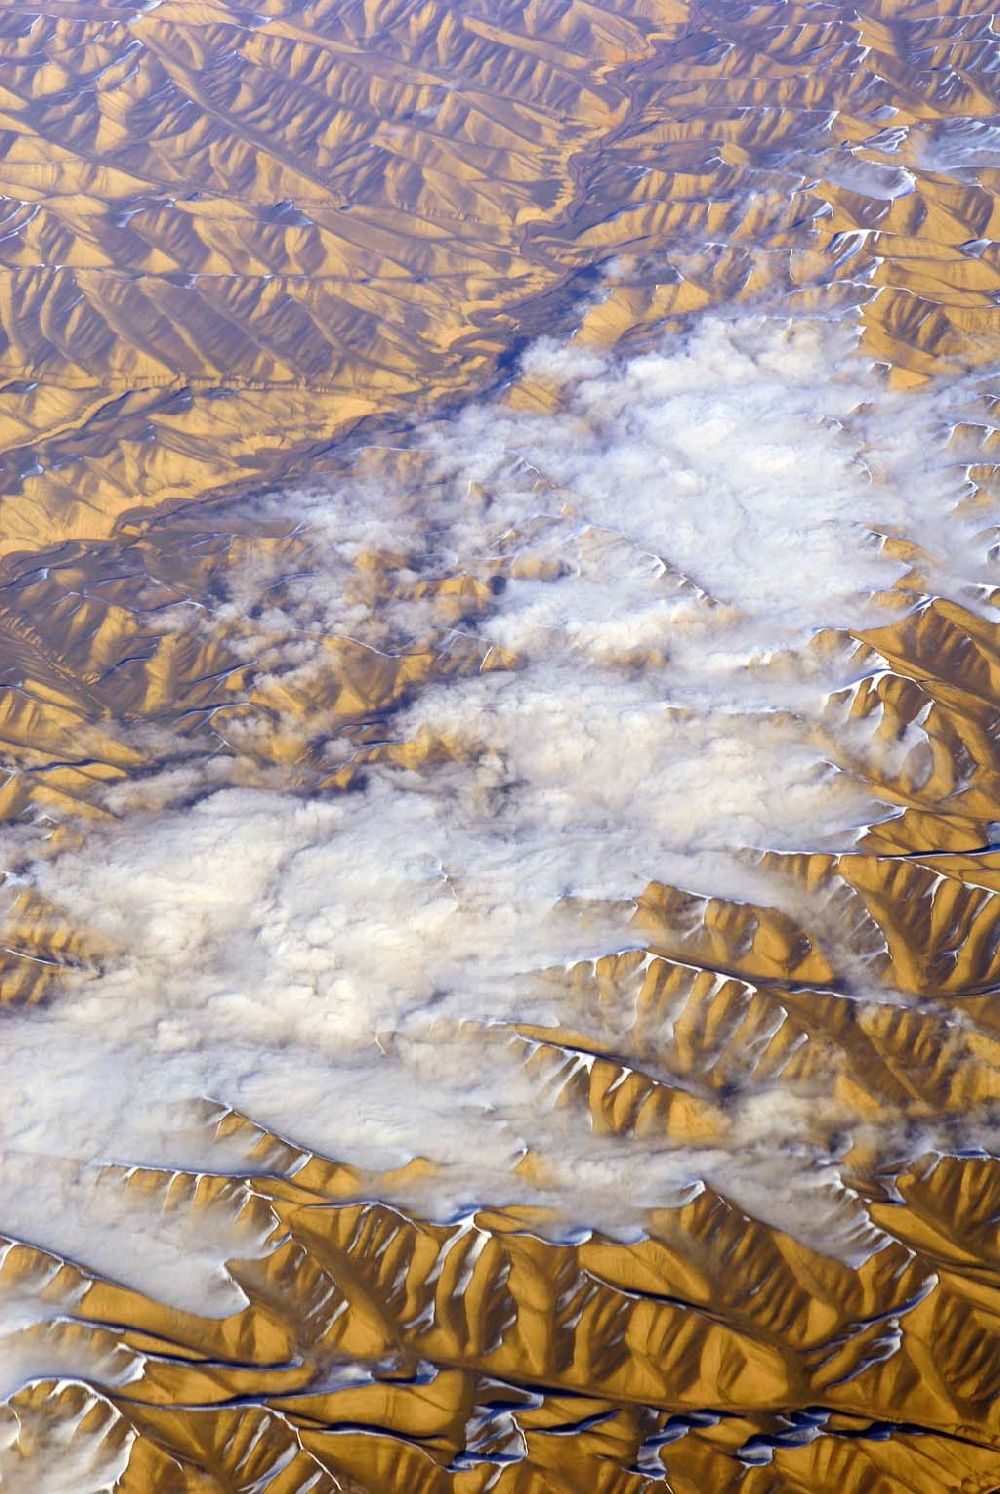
4,2,1000,1490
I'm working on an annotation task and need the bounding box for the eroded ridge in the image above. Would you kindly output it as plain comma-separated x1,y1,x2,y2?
0,0,999,557
4,2,1000,1492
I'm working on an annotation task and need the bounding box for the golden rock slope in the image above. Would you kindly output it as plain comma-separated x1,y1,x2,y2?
4,2,1000,1492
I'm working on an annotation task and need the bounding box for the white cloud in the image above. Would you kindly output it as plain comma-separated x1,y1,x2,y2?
0,314,996,1344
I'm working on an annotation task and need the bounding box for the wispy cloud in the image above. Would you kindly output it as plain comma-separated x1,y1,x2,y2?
0,313,995,1317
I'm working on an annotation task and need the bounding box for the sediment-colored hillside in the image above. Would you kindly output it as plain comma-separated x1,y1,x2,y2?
4,2,1000,1490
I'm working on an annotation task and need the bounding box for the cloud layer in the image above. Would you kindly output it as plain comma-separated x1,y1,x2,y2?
0,313,996,1321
